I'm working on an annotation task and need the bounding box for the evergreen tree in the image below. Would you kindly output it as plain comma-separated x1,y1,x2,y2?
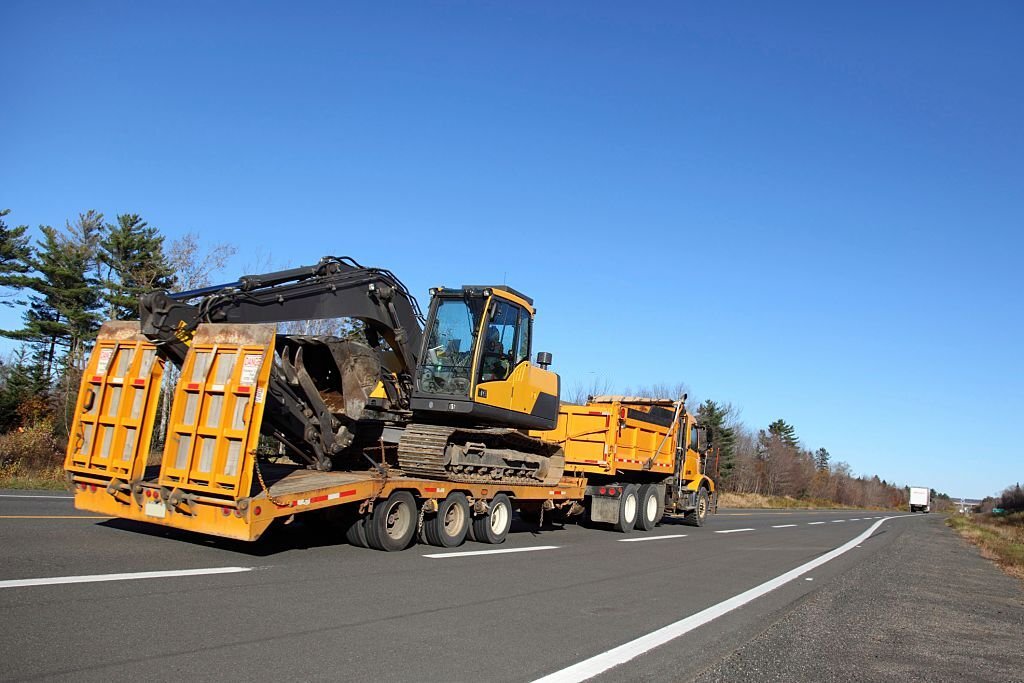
768,419,799,449
99,213,176,319
696,399,737,481
0,346,49,432
0,209,34,306
814,447,830,471
2,214,103,378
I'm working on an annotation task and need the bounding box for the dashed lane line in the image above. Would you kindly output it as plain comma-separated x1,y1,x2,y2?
715,528,755,534
0,567,252,590
618,534,687,543
771,524,797,528
831,519,847,523
424,546,559,559
808,521,826,525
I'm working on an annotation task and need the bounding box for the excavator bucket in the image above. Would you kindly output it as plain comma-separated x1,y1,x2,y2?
65,321,165,482
158,323,275,499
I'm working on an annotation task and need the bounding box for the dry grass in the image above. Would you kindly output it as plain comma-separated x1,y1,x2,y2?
717,491,890,510
0,461,66,490
947,512,1024,580
0,421,68,490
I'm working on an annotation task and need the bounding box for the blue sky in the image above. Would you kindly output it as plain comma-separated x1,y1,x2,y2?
2,2,1021,498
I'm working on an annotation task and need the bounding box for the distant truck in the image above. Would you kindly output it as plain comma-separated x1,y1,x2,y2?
909,486,931,513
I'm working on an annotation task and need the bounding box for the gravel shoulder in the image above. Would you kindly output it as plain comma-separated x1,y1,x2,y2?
691,515,1024,683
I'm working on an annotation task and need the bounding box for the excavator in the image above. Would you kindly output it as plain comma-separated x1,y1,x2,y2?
116,255,563,487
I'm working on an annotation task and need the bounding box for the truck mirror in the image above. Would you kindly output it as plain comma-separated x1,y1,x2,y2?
536,351,552,369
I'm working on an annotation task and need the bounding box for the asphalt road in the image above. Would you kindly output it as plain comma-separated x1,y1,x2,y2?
0,491,1020,682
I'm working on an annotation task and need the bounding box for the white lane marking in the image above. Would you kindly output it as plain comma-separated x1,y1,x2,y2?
424,545,558,559
772,524,797,528
805,577,814,581
715,528,755,534
850,518,861,521
618,534,687,543
532,517,894,683
831,520,846,523
0,494,74,499
808,521,826,525
0,566,252,589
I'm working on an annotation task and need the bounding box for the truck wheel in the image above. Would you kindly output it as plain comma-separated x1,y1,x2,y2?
422,492,470,547
365,491,417,551
684,488,710,527
471,493,512,544
343,513,369,548
614,484,639,533
636,484,661,531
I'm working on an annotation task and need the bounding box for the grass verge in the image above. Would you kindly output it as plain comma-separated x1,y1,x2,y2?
947,512,1024,580
0,462,67,490
717,491,889,511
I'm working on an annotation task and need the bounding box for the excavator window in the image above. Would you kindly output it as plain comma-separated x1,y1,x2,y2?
515,308,531,365
479,300,526,382
417,297,483,397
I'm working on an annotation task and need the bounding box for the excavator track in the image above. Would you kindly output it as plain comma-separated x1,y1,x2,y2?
397,423,565,486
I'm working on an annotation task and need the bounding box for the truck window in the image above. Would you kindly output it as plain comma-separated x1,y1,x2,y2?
418,297,484,397
690,424,699,450
516,308,531,365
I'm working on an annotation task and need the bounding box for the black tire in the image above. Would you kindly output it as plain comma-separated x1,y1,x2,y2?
636,484,662,531
613,484,640,533
343,512,369,548
684,488,710,527
471,493,513,544
421,492,471,548
365,491,417,552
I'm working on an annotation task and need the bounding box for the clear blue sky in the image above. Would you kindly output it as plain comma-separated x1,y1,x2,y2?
2,2,1021,499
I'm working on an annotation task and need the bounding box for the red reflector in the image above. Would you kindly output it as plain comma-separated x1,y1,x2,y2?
236,386,251,394
90,485,97,493
186,382,200,391
599,487,607,495
234,509,242,517
254,506,262,516
222,507,230,516
132,379,145,387
609,488,617,496
91,375,102,382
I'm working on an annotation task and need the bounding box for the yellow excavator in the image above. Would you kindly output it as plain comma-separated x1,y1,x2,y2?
73,256,563,488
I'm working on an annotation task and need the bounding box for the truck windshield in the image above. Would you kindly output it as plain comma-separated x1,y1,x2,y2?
417,297,484,397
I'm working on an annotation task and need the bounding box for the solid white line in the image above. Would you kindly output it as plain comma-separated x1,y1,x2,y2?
0,566,252,589
618,534,687,543
808,521,826,525
423,545,558,559
0,494,74,499
715,528,755,534
771,524,797,528
532,517,893,683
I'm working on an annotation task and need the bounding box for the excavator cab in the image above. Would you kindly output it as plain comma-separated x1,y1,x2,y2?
412,286,559,431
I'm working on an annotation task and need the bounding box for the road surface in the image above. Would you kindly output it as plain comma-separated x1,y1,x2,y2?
0,491,1020,682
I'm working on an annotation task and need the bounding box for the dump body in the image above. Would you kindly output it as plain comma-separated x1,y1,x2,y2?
533,396,716,529
909,486,931,513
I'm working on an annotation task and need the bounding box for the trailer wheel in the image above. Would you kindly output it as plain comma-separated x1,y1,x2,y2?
421,492,471,547
636,484,661,531
365,491,417,551
342,510,369,548
684,488,710,527
614,484,639,533
471,493,512,544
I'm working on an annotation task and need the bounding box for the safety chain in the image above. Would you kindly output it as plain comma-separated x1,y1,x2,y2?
253,456,289,508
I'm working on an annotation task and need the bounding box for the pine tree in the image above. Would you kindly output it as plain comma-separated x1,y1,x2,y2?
0,209,34,306
768,419,799,449
99,213,176,319
0,346,49,432
696,399,737,482
814,447,830,471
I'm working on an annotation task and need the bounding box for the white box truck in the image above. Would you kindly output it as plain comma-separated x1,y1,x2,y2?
909,486,931,513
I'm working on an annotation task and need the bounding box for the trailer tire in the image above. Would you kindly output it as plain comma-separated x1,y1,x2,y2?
343,513,369,548
421,492,471,547
471,493,512,544
614,484,639,533
636,484,661,531
684,488,710,527
365,491,417,552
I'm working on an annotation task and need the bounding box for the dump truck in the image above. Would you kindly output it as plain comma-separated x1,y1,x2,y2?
64,256,715,550
909,486,931,513
532,396,715,530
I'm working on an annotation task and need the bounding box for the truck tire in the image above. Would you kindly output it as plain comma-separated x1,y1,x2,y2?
470,493,513,544
342,510,369,548
365,491,417,552
614,484,639,533
636,484,661,531
684,488,710,527
421,492,471,547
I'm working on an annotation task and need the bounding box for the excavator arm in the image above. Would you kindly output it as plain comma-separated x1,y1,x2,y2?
139,256,425,470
